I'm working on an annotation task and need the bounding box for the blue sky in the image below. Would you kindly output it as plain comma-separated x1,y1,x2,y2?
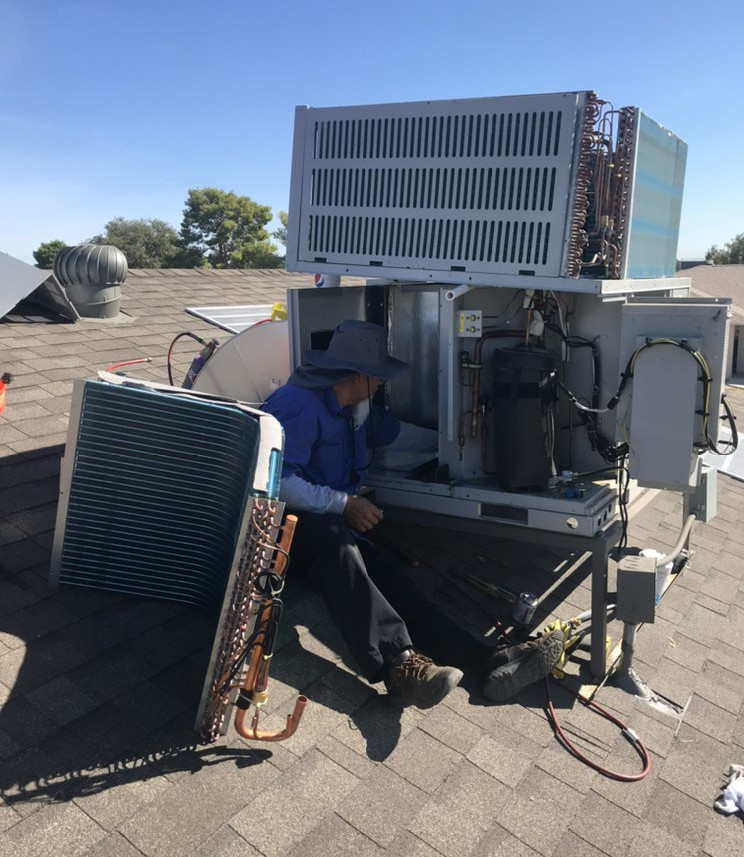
2,0,743,264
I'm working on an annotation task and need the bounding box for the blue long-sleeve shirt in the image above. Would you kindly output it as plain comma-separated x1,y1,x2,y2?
263,383,438,514
262,383,401,513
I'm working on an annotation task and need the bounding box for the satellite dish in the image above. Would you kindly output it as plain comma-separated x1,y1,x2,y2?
192,320,290,405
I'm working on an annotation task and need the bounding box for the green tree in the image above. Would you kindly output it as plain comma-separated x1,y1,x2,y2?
179,188,282,268
90,217,184,268
273,210,289,249
705,233,744,265
33,239,67,269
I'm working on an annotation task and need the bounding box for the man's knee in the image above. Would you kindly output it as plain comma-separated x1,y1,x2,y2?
293,511,347,540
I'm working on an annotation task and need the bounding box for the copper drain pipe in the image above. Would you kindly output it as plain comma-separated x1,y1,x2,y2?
233,514,307,742
236,694,308,742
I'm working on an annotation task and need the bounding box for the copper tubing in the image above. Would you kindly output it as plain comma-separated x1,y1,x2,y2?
232,514,300,742
234,694,308,742
273,514,297,577
241,514,297,696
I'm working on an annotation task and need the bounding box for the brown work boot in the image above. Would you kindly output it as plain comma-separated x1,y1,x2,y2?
384,652,463,709
481,629,566,703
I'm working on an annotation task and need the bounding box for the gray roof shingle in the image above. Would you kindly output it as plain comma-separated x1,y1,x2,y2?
1,268,744,856
677,263,744,323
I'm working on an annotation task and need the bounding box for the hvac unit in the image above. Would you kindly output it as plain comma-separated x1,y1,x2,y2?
286,91,687,289
51,373,282,608
50,373,303,740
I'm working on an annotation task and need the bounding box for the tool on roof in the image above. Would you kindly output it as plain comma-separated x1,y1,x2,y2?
447,567,517,604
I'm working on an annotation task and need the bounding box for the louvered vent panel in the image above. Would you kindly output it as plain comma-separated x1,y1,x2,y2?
289,93,587,281
53,380,274,613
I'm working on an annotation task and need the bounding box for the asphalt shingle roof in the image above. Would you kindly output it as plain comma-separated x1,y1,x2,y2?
1,269,744,856
678,264,744,324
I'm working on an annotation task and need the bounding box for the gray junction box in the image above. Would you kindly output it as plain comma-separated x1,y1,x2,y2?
616,554,658,624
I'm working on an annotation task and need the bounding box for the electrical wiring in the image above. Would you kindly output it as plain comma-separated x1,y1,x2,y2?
707,391,738,455
556,381,628,464
617,459,630,549
544,323,627,464
557,381,610,414
606,338,737,455
552,331,736,465
215,596,284,697
544,313,632,541
210,553,291,699
482,290,524,328
549,291,568,338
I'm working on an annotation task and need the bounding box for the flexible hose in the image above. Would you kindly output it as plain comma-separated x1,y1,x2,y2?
166,331,207,386
545,676,651,781
105,357,152,372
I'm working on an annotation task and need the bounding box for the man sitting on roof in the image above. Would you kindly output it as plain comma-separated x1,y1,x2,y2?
262,319,564,708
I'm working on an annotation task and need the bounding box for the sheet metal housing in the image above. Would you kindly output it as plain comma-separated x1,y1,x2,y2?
286,92,687,289
287,283,730,535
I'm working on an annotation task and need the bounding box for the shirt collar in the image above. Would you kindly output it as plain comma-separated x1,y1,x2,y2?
321,387,348,417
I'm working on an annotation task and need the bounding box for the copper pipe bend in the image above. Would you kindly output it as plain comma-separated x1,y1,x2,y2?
234,695,308,742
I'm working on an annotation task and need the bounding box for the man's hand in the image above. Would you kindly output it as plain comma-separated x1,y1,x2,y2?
343,495,384,532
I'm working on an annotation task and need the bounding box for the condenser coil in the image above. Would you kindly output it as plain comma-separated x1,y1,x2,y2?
50,374,283,612
286,91,686,286
50,374,292,740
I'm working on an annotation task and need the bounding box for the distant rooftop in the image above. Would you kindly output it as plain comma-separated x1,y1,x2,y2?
677,263,744,324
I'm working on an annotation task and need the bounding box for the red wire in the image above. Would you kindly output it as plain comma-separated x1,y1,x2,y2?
545,677,651,781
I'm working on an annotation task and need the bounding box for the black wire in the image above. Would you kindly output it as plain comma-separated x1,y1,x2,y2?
350,377,378,485
706,393,738,455
366,376,377,470
549,332,732,459
216,597,284,695
483,290,524,327
255,567,288,596
610,339,737,458
547,325,627,464
617,459,630,549
556,379,628,464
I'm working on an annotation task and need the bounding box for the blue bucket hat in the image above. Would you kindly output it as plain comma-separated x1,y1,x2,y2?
302,320,408,380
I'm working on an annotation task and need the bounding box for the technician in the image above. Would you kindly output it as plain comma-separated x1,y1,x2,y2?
262,319,564,708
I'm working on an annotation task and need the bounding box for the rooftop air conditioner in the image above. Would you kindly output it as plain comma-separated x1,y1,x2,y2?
286,90,687,287
50,373,298,740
